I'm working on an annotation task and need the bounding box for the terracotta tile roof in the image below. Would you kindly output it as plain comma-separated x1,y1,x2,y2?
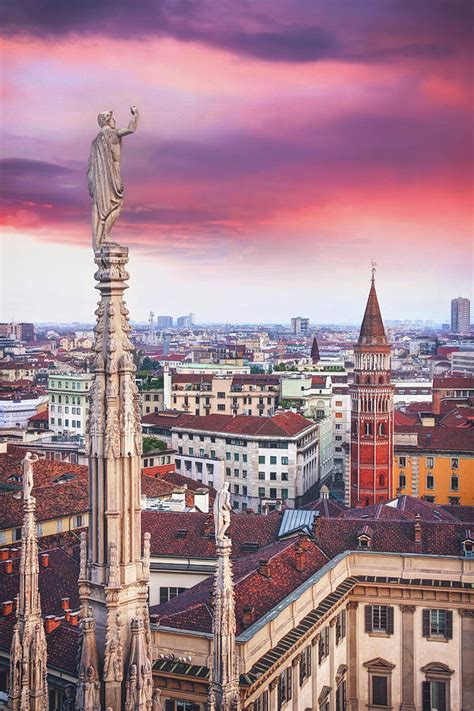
439,407,474,429
356,279,387,348
433,376,474,390
0,545,81,674
172,412,315,437
316,517,465,558
142,510,282,559
395,425,474,453
172,374,213,385
27,407,49,422
311,376,327,387
441,505,474,524
394,410,419,427
152,537,329,635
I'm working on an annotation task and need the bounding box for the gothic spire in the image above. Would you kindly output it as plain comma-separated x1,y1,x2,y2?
310,335,320,364
357,270,388,347
209,484,240,711
9,454,48,711
77,242,153,709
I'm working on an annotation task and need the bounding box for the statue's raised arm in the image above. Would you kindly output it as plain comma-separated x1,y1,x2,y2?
87,106,139,252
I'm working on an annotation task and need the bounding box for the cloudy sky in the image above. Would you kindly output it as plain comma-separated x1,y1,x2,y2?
1,0,472,324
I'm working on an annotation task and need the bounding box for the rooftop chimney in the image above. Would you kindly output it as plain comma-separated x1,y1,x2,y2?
414,513,422,553
4,560,13,575
242,605,255,627
2,601,13,616
258,559,271,579
0,549,9,561
70,613,79,627
295,543,305,572
40,553,49,568
44,615,61,634
61,597,70,611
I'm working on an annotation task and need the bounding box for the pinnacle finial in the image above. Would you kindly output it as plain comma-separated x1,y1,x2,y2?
371,260,377,285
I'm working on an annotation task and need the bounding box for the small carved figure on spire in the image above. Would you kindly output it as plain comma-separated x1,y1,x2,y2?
22,451,39,501
213,482,232,544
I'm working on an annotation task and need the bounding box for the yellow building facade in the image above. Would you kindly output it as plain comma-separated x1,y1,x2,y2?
394,429,474,505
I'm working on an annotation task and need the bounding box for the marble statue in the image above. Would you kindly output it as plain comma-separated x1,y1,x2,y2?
87,106,139,252
22,451,39,501
213,482,232,543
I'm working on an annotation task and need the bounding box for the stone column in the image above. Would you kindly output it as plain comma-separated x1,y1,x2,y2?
400,605,416,711
460,609,474,711
292,656,299,710
311,634,320,711
329,618,336,711
346,601,359,711
269,679,278,711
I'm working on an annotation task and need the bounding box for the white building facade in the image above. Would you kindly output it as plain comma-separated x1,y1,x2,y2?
48,372,93,437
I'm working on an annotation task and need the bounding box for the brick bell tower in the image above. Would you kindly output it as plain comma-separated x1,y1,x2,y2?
350,267,394,507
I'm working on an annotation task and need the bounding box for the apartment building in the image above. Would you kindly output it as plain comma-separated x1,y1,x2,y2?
48,372,93,437
394,427,474,505
171,411,319,511
167,373,280,417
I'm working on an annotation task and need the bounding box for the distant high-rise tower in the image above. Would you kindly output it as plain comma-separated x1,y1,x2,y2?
350,271,394,507
291,317,309,335
451,297,470,334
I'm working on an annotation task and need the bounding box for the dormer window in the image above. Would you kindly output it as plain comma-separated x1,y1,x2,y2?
358,536,370,548
462,531,473,558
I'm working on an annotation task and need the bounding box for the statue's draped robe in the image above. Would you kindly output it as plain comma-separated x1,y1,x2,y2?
88,130,124,245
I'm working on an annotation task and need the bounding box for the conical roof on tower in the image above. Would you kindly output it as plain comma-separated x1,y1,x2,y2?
310,335,320,364
357,275,388,347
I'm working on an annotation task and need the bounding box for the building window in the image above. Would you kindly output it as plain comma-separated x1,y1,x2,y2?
336,680,346,711
270,455,277,465
318,686,331,711
258,455,265,464
451,457,459,469
217,404,225,411
450,475,459,491
365,605,394,634
278,667,292,706
270,472,277,481
56,520,63,532
299,645,311,685
318,626,330,663
364,658,395,710
398,474,406,489
281,489,289,500
254,691,269,711
73,515,83,528
234,452,239,461
421,662,454,711
159,587,186,604
282,472,288,481
258,472,265,480
258,487,265,498
422,609,453,639
335,609,346,644
427,456,434,468
426,474,434,489
282,456,288,465
372,676,389,706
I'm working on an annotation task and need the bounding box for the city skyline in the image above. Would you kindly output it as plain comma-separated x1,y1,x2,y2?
1,0,473,322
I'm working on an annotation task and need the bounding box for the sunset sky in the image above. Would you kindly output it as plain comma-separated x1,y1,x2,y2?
1,0,472,324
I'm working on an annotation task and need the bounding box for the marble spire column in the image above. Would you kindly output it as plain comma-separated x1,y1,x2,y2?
77,244,153,710
9,455,48,711
209,484,240,711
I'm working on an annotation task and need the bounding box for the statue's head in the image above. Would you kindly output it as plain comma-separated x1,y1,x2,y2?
98,111,115,129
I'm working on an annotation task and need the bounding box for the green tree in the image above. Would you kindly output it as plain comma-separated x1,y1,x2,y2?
142,436,167,453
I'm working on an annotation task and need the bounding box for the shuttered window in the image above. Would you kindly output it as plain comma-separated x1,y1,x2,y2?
365,605,394,634
422,609,453,639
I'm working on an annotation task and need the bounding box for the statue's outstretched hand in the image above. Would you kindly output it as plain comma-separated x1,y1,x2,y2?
130,105,138,116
